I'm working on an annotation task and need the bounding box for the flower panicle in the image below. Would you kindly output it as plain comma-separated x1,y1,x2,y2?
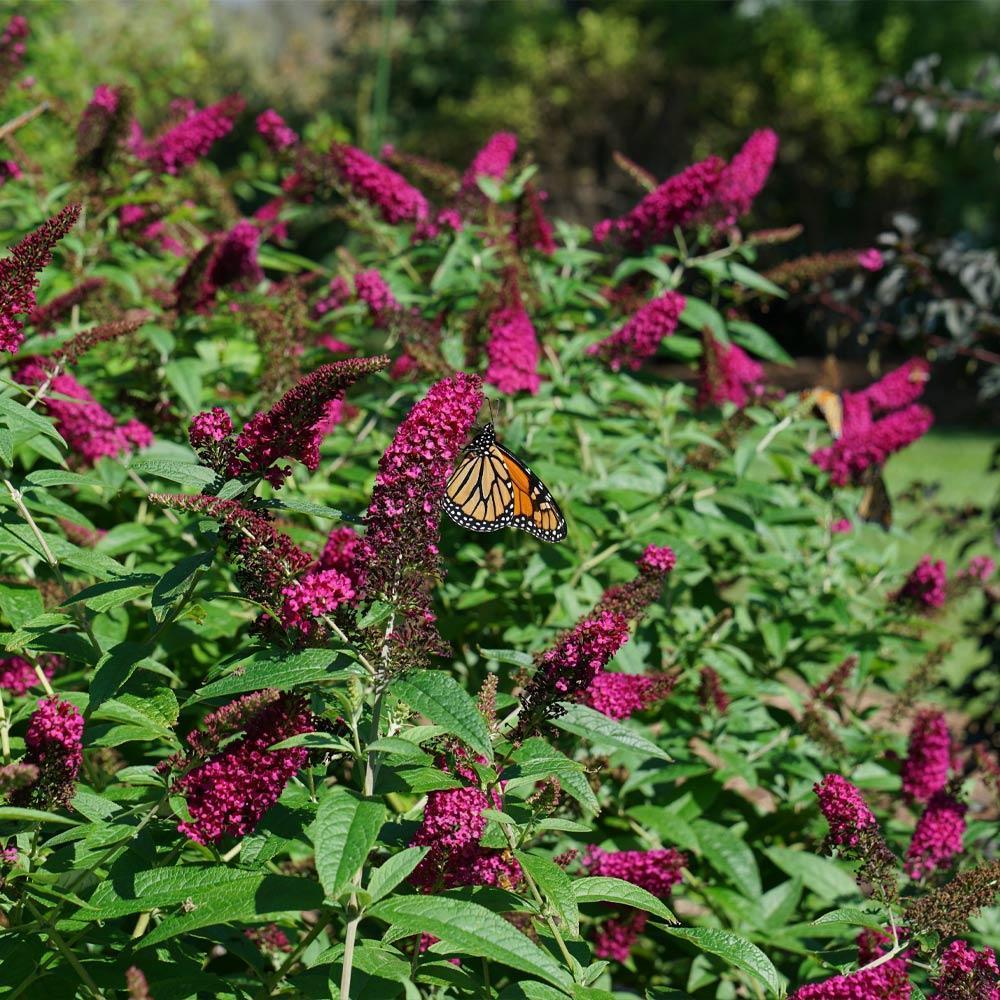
139,95,245,175
330,142,430,226
0,204,82,354
905,788,967,881
461,132,518,193
234,355,389,487
811,655,859,706
929,940,1000,1000
256,109,298,152
901,709,952,801
587,291,686,372
595,544,676,622
75,83,133,174
11,696,84,810
903,858,1000,941
15,360,152,466
697,334,765,409
53,310,151,366
697,666,730,714
895,555,948,611
485,271,541,396
173,693,314,843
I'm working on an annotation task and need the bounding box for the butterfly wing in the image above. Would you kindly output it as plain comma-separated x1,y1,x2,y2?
496,443,567,542
858,469,893,530
443,427,515,533
810,389,844,438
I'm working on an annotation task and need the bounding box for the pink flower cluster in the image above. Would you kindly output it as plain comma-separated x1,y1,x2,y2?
638,544,676,574
594,155,725,248
519,611,631,729
312,276,352,319
583,671,675,720
362,371,483,589
0,204,81,354
905,790,966,881
587,291,686,371
0,656,55,696
714,129,779,223
515,184,556,255
813,404,933,485
0,159,21,185
831,518,853,534
195,220,263,308
13,697,84,809
174,693,314,843
812,359,932,485
698,665,730,714
189,406,233,450
895,555,948,610
930,940,999,1000
858,248,885,272
279,569,356,638
858,359,930,414
409,755,520,892
594,130,778,248
0,15,28,86
232,357,387,487
789,956,911,999
134,95,244,174
593,911,648,962
485,277,541,395
256,109,298,152
461,132,518,192
330,142,430,225
319,525,367,594
355,269,402,320
813,774,878,848
697,337,765,409
901,710,952,802
960,554,996,582
16,361,153,466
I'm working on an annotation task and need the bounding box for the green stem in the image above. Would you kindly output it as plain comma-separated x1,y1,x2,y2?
24,898,106,999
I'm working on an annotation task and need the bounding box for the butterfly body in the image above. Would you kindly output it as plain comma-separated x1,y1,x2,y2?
444,423,567,542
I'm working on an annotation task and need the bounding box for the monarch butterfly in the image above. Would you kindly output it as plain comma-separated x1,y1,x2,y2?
443,422,567,542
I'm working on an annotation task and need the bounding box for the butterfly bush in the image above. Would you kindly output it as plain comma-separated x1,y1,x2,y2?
485,273,541,395
895,555,948,610
16,361,153,465
697,335,765,408
930,941,1000,1000
172,693,314,843
11,697,84,810
133,95,244,174
330,142,430,226
1,51,996,1000
587,290,686,371
461,131,518,192
0,204,81,353
905,790,967,880
901,709,952,802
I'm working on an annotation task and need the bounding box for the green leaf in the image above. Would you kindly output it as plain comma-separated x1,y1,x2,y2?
727,262,787,298
514,850,579,937
367,846,429,903
478,647,535,668
0,807,81,826
390,669,492,760
573,877,677,924
690,819,761,898
728,320,794,365
64,575,158,613
369,895,573,988
151,550,212,622
0,582,45,629
812,908,887,931
679,298,727,343
627,806,700,854
164,358,204,414
551,703,670,761
127,457,216,487
660,927,782,996
265,496,345,521
764,846,859,902
311,787,385,900
186,646,361,704
90,642,158,710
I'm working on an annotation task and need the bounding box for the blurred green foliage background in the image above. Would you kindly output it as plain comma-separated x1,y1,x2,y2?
16,0,999,249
